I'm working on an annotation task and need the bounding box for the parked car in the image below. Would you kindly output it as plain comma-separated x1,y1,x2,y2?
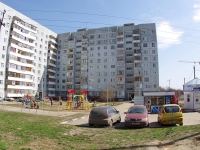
157,104,183,126
88,106,121,127
124,105,149,127
5,98,14,102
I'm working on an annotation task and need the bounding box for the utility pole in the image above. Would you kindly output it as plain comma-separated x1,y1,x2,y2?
0,10,6,29
166,79,170,91
0,10,6,99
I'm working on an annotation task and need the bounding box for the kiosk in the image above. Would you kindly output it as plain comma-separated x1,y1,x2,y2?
184,77,200,110
143,92,177,113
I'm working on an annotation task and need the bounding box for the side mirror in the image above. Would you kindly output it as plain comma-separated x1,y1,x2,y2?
116,111,119,113
124,112,127,114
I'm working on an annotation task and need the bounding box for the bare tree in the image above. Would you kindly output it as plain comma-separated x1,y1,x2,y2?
100,84,115,105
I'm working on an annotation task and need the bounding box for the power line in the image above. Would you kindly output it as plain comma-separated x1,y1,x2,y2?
5,9,200,33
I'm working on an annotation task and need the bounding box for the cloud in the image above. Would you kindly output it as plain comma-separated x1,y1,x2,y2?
193,4,200,22
156,21,183,49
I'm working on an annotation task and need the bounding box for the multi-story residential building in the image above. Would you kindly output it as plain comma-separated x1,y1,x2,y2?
0,2,57,99
57,23,159,100
0,2,159,100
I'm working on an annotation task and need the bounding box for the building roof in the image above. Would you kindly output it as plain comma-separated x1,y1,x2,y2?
185,77,200,86
143,92,175,96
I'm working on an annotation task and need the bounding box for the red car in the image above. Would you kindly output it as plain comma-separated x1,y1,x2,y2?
124,105,149,127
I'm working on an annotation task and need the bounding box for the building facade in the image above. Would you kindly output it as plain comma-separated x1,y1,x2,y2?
0,2,159,100
56,23,159,100
0,2,57,99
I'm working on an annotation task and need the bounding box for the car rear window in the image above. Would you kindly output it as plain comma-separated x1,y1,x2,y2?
90,108,107,115
128,107,146,114
164,106,180,113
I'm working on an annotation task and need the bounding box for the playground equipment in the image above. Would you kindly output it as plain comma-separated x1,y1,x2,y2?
66,90,90,110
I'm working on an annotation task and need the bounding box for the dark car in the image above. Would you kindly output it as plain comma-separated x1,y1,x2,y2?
88,106,121,127
124,105,149,127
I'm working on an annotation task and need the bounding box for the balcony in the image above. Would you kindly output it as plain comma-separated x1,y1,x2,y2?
48,62,56,67
50,57,56,61
134,53,142,56
133,34,140,36
9,59,34,68
48,50,57,56
10,43,34,54
117,80,125,84
134,59,142,63
49,44,57,50
47,69,56,73
7,85,33,90
14,20,37,34
133,40,141,43
47,81,55,85
48,87,55,91
48,75,56,79
8,76,32,82
11,35,35,48
13,27,36,41
48,93,55,97
117,34,124,38
49,38,57,44
8,68,33,75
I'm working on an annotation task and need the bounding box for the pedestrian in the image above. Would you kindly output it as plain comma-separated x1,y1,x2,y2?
34,101,36,108
25,100,28,108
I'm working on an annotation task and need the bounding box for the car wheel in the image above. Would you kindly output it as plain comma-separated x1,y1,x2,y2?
117,117,121,123
157,117,160,123
109,120,113,127
180,123,183,126
160,120,163,126
89,124,94,127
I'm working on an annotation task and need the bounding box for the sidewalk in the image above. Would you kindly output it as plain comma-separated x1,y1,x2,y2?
0,105,89,117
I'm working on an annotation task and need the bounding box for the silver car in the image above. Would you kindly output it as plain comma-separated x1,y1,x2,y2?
88,106,121,126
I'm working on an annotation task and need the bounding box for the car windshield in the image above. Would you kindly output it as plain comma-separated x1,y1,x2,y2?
127,107,146,114
164,106,179,113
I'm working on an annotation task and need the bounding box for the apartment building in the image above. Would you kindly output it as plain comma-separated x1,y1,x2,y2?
57,23,159,100
0,2,159,100
0,2,57,99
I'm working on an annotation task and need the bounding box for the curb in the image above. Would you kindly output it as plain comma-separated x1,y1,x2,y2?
60,115,89,124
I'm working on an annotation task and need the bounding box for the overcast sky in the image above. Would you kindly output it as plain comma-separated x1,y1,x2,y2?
2,0,200,90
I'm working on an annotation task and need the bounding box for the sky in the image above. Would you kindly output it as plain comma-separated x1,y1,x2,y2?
1,0,200,90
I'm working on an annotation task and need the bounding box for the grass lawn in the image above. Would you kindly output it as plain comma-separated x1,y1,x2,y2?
0,109,200,150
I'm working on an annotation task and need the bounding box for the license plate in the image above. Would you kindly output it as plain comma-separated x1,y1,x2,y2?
169,120,176,123
132,122,140,125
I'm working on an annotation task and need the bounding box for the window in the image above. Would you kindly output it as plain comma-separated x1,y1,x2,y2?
111,65,115,68
90,35,94,39
187,95,190,102
104,65,107,69
97,78,100,83
152,50,156,54
3,46,6,50
104,52,107,56
104,59,107,63
144,77,149,82
1,63,4,68
97,53,100,56
142,37,147,41
152,43,156,47
4,38,7,42
5,30,8,34
97,65,100,69
111,72,115,76
104,72,107,76
111,52,115,56
2,54,5,59
153,56,156,60
104,78,107,82
90,47,94,51
39,51,42,54
97,72,100,76
97,59,101,63
0,80,3,84
153,63,156,67
111,58,115,62
151,36,156,41
104,46,107,49
98,47,100,50
111,45,115,49
144,57,148,61
143,43,148,47
143,50,148,54
0,71,3,76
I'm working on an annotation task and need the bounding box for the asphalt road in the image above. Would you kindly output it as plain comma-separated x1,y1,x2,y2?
64,102,200,128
